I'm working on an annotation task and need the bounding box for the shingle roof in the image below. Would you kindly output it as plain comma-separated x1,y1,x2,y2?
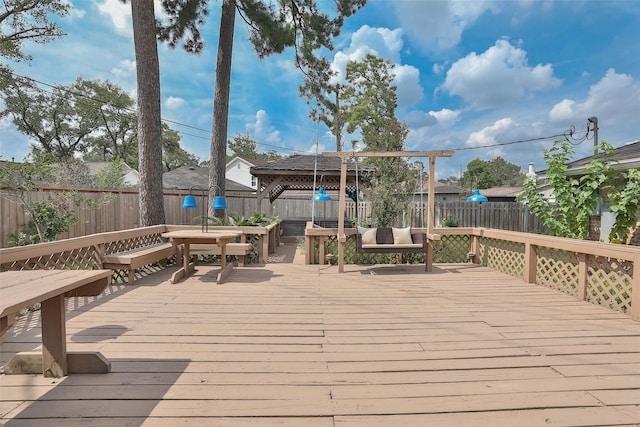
163,165,254,192
566,140,640,169
480,186,523,197
250,154,375,176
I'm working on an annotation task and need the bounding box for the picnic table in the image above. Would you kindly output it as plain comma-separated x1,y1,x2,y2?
162,230,241,284
1,269,112,377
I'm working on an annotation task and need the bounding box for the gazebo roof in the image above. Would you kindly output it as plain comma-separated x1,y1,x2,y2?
250,154,374,203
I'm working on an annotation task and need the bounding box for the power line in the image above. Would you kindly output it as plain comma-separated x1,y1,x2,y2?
3,70,592,158
448,131,581,152
4,70,316,156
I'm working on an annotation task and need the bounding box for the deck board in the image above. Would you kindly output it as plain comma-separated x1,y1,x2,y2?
2,247,640,425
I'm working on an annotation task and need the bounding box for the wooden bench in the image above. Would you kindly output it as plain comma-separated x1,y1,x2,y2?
190,242,253,267
1,269,112,377
102,242,176,283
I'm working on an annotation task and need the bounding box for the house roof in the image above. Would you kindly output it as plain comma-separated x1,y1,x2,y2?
84,161,137,176
163,165,254,192
250,154,375,203
250,154,375,176
418,181,467,194
231,156,271,167
480,186,523,197
566,140,640,171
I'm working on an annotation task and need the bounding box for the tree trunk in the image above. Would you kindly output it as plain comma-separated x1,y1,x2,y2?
131,0,165,226
210,0,236,218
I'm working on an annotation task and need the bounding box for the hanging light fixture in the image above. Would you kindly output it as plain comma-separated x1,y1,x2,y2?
312,187,331,201
182,194,197,209
466,188,488,203
213,195,228,210
181,185,227,232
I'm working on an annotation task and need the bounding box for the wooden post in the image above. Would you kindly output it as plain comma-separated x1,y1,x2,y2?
524,241,537,284
338,156,348,273
41,295,68,377
426,156,436,272
631,255,640,321
576,253,588,301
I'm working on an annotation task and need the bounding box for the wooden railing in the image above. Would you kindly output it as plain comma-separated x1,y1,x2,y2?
304,227,640,321
0,222,282,278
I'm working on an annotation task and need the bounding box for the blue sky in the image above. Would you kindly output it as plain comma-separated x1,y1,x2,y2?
1,0,639,180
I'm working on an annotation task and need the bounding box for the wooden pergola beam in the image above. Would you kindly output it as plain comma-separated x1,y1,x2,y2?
323,150,455,273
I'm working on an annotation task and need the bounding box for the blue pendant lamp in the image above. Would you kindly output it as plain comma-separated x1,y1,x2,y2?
466,188,488,203
212,195,227,210
182,194,198,208
312,187,331,201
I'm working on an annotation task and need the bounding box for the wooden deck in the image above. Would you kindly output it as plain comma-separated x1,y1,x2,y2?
2,243,640,426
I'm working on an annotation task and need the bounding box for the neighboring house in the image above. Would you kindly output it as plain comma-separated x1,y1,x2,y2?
85,162,139,187
226,157,270,190
479,186,523,202
163,165,254,193
413,181,467,204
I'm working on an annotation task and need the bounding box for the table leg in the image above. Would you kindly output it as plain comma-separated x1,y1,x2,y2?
220,242,227,269
41,295,67,377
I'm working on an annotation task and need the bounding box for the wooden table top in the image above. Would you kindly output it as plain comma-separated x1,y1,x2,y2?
1,269,113,318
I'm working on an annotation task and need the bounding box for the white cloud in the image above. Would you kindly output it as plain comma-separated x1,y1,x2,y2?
392,0,498,52
66,1,86,20
404,111,437,129
246,110,281,145
549,69,640,128
165,96,187,110
404,108,461,130
466,117,517,148
441,39,561,110
430,109,461,127
331,26,405,81
96,0,131,35
331,25,422,108
111,59,136,79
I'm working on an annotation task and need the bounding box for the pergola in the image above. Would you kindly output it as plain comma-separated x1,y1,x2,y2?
323,150,455,273
250,154,374,208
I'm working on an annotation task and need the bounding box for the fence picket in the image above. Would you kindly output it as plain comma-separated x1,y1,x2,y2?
0,186,546,247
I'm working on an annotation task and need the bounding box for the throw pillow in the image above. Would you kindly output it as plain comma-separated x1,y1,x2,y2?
392,227,413,244
357,226,370,235
362,227,378,245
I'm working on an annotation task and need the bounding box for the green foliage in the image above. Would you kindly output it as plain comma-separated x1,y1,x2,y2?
464,157,524,189
161,123,201,171
228,132,282,161
608,168,640,242
0,0,70,63
0,155,111,245
341,54,410,227
94,159,129,188
207,211,279,227
442,217,460,227
518,139,639,241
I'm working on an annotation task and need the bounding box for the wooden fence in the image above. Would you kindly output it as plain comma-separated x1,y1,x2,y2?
0,185,544,248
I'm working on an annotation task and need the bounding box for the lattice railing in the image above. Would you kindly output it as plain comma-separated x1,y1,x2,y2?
587,256,633,314
433,234,469,263
1,246,101,271
479,237,525,279
104,233,166,254
536,247,579,297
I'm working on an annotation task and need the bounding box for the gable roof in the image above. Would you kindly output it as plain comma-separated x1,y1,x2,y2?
250,154,376,203
566,140,640,172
